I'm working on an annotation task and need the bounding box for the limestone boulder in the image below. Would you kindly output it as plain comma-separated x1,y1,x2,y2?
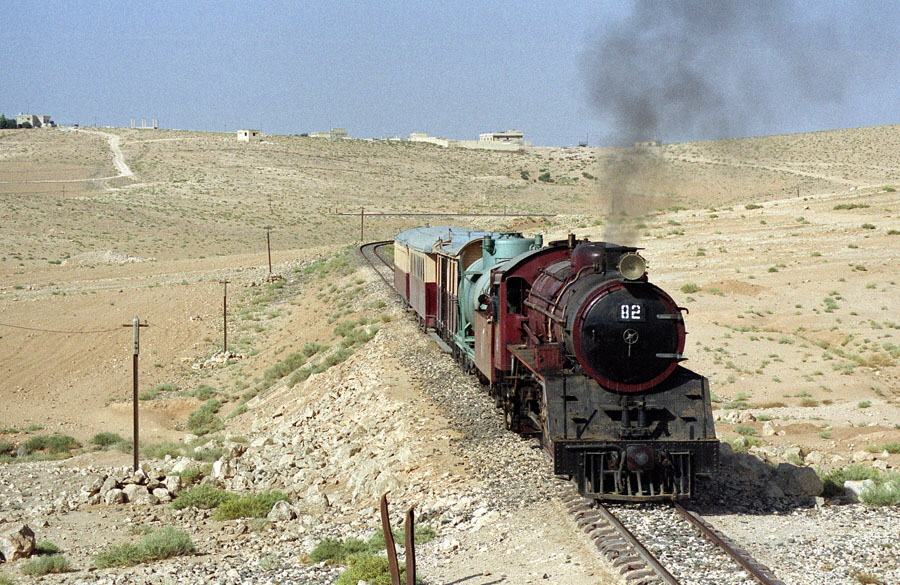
0,523,35,562
844,479,876,502
267,500,297,522
774,463,823,497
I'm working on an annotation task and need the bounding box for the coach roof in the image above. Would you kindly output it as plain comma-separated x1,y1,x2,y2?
395,225,495,256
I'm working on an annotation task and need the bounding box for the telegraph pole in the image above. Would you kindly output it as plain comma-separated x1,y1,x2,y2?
266,229,272,275
123,317,149,472
220,279,230,354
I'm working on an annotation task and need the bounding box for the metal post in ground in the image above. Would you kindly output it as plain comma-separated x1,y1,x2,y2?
405,506,416,585
380,494,402,585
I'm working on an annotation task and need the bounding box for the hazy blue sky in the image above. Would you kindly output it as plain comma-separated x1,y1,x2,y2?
3,1,898,146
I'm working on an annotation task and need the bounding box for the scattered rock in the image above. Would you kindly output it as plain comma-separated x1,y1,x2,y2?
0,523,35,562
267,500,298,522
844,479,876,502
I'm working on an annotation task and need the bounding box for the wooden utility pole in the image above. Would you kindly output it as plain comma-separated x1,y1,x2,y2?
123,317,149,472
360,206,365,241
266,229,272,275
220,279,230,354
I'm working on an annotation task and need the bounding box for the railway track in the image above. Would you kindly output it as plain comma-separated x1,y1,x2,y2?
358,239,395,291
360,238,788,585
565,492,787,585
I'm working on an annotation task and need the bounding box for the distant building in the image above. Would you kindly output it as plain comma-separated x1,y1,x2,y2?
16,114,54,128
478,129,524,144
131,118,158,129
236,129,261,142
634,140,661,148
409,129,526,151
409,132,449,147
309,128,348,140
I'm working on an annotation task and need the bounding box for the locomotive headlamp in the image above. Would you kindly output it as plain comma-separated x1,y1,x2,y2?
618,253,647,280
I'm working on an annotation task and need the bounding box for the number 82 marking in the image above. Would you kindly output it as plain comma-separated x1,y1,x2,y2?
620,304,642,321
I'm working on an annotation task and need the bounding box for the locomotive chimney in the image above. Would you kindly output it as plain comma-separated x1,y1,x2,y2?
567,233,576,248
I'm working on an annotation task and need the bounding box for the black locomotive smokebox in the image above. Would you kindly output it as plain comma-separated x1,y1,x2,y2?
578,284,680,387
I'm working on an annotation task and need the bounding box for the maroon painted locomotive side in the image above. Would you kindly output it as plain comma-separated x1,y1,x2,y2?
521,242,686,392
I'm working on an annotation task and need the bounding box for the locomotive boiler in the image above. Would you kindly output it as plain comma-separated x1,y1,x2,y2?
393,226,718,500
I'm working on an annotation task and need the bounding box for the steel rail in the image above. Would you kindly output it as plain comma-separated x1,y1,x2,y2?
358,240,396,291
595,503,681,585
671,502,786,585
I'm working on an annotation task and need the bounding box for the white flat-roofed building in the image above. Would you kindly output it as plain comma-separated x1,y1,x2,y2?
237,129,261,142
15,114,55,128
309,128,348,140
478,129,524,144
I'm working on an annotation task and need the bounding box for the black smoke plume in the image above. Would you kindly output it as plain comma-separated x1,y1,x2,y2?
583,0,848,242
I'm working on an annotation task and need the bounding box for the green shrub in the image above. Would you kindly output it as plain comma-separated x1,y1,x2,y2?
859,477,900,506
882,442,900,454
818,464,881,497
367,524,437,550
310,537,371,565
34,541,61,555
171,467,202,485
90,432,125,448
288,367,313,386
0,573,15,585
263,343,327,382
734,425,757,436
142,382,177,399
336,553,408,585
93,526,195,568
191,385,217,400
680,283,700,294
20,555,70,576
141,441,182,459
20,434,80,456
226,404,248,419
0,441,13,456
744,203,763,210
186,399,224,436
537,171,552,183
170,485,236,510
212,490,289,520
310,523,437,570
137,526,196,561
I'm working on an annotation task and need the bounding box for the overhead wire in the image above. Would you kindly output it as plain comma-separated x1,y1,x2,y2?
0,321,124,334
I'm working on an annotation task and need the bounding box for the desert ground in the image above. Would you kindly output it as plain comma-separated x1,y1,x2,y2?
0,125,898,583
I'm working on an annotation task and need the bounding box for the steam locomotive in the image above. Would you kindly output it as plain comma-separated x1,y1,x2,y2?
393,226,717,500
